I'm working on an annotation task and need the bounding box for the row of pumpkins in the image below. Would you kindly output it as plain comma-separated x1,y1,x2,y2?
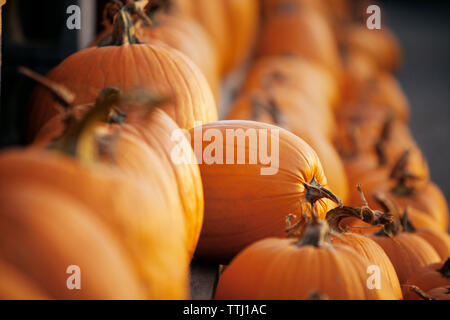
0,0,448,300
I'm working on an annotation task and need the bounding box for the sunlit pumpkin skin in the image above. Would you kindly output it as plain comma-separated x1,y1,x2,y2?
0,150,189,299
215,221,398,300
221,0,259,74
330,232,402,299
414,229,450,260
227,93,348,203
403,259,450,300
189,120,339,263
34,105,204,259
258,3,343,81
135,16,220,98
94,5,220,98
241,55,340,108
175,0,259,74
342,25,403,72
175,0,228,70
232,87,336,141
0,184,145,300
370,233,441,284
27,42,217,140
116,110,204,258
0,259,50,300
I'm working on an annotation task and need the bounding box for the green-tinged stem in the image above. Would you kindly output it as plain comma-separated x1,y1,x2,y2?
49,87,122,163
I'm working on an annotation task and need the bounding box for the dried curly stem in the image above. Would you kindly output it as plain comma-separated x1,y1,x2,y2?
326,185,393,233
406,285,436,300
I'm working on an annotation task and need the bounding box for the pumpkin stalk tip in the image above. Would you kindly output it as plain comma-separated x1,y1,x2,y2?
437,258,450,278
408,285,436,300
304,176,342,209
295,219,330,248
18,66,76,111
390,150,421,197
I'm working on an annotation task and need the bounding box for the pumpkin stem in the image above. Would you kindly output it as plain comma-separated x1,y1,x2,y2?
101,0,127,28
19,67,75,113
407,285,436,300
307,291,329,300
373,203,416,237
250,93,284,126
49,87,122,163
374,114,394,167
294,218,330,248
143,0,174,19
390,150,420,197
262,70,289,90
437,258,450,278
337,118,361,160
326,185,393,233
48,87,167,163
285,214,307,239
99,2,141,46
304,176,342,220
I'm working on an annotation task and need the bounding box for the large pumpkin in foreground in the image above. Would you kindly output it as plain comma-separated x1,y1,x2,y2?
189,120,341,263
0,185,145,300
0,149,189,299
215,220,399,300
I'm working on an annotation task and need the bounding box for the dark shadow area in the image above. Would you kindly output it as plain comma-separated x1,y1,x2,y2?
381,0,450,201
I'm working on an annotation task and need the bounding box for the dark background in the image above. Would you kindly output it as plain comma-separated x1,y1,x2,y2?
381,0,450,203
0,0,449,202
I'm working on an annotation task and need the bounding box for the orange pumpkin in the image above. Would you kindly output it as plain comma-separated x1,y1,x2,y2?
361,175,449,232
96,1,220,94
215,219,399,300
132,1,221,97
258,2,343,80
241,55,340,108
403,259,450,300
0,93,190,299
342,25,403,72
227,92,348,203
0,184,145,300
175,0,259,74
261,0,352,26
31,83,204,258
0,259,49,300
221,0,259,73
369,214,441,284
327,206,402,299
27,8,217,140
189,120,341,263
0,150,189,299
